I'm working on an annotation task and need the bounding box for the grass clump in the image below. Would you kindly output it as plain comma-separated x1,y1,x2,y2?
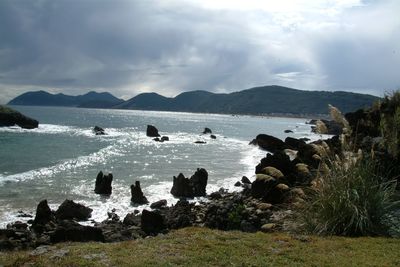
298,157,400,236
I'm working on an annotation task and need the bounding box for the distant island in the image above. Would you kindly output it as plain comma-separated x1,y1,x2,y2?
8,85,380,115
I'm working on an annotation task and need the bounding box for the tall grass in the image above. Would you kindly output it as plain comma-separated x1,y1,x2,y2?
298,157,399,236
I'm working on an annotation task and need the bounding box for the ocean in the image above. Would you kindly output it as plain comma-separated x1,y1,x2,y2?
0,106,318,226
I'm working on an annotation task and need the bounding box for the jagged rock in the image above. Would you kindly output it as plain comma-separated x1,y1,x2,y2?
50,221,104,243
33,200,54,225
146,125,160,137
203,127,212,134
285,137,306,150
241,176,251,184
210,135,217,139
55,200,92,221
234,181,242,187
94,171,113,195
170,168,208,197
130,181,149,204
150,200,167,209
165,200,195,229
141,210,165,234
0,105,39,129
93,126,105,135
250,134,287,153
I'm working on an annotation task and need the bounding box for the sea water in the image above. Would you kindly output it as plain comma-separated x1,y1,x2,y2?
0,106,319,226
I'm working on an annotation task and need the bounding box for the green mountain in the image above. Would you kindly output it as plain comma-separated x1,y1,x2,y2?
117,85,379,115
8,85,380,115
8,91,124,108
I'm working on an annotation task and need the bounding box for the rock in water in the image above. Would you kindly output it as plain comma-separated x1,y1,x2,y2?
55,200,93,221
146,125,160,137
0,105,39,129
249,134,286,153
203,127,212,134
94,171,113,195
130,181,149,204
93,126,106,135
210,135,217,139
141,210,165,234
170,168,208,197
33,200,54,225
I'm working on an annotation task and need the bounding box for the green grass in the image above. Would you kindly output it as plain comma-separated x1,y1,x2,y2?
1,227,399,266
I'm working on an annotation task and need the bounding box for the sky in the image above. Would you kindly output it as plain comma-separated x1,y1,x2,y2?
0,0,399,103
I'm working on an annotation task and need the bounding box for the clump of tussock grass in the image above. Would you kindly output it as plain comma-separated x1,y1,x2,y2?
296,156,400,237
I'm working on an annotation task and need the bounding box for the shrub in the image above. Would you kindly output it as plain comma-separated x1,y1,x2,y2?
297,157,400,236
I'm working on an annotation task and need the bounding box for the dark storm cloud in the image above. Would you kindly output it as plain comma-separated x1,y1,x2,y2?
0,0,399,103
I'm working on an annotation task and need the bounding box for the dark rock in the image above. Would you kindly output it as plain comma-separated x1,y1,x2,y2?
146,125,160,137
131,181,149,204
94,171,113,195
250,134,287,153
299,137,310,142
203,127,212,134
17,211,33,218
251,175,278,199
210,135,217,139
150,199,167,209
93,126,105,135
194,141,206,144
255,150,295,177
33,200,54,225
0,105,39,129
241,176,251,184
208,191,222,200
161,136,169,142
234,181,242,187
284,130,293,133
55,200,92,221
153,137,161,142
170,168,208,197
50,221,104,243
141,210,165,234
165,200,195,229
123,213,140,226
310,119,343,135
285,137,306,150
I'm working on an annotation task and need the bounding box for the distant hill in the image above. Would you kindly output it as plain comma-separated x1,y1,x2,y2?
8,91,124,108
8,86,380,115
116,85,380,115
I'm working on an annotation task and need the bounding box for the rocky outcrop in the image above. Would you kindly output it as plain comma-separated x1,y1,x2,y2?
141,210,165,234
203,127,212,134
55,200,92,221
284,137,306,150
250,134,287,153
50,221,104,243
33,200,54,226
150,199,167,209
94,171,113,195
165,200,195,229
130,181,149,204
93,126,106,135
255,150,295,177
0,105,38,129
146,125,160,137
170,168,208,197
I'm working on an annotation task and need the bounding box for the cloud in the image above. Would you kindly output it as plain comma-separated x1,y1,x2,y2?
0,0,399,103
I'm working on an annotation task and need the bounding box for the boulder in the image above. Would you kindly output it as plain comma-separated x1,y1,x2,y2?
141,210,165,234
161,136,169,142
150,199,167,209
146,125,160,137
241,176,251,184
285,137,306,150
170,168,208,197
0,105,39,129
33,200,54,225
165,200,195,229
93,126,105,135
130,181,149,204
210,135,217,139
203,127,212,134
250,134,286,153
255,150,295,176
122,213,140,226
234,181,242,187
50,221,104,243
251,174,277,199
94,171,113,195
55,200,92,221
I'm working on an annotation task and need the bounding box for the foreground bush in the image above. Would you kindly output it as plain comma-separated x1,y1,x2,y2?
298,157,399,236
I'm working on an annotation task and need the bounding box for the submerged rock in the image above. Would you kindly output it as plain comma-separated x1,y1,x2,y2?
146,125,160,137
55,200,92,221
130,181,149,204
94,171,113,195
93,126,106,135
210,134,217,139
170,168,208,197
194,141,207,144
202,127,212,134
0,105,38,129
